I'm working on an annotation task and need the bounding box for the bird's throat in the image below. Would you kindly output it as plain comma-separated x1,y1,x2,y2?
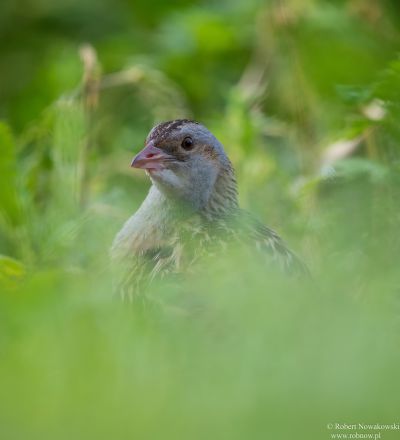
111,165,238,261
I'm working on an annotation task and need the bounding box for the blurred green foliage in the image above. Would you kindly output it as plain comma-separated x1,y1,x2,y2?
1,0,400,439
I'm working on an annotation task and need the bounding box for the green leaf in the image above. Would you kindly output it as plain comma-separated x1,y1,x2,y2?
0,254,25,288
0,122,20,224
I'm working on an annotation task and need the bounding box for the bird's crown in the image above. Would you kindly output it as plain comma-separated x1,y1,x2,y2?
147,119,200,144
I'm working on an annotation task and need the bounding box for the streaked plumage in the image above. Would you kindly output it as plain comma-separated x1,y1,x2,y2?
111,120,306,299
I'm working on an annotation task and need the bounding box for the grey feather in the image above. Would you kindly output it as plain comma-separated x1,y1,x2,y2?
111,120,308,298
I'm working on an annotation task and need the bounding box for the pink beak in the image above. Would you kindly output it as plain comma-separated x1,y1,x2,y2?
130,141,170,171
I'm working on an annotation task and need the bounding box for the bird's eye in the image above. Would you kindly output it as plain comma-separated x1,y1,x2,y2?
181,136,194,150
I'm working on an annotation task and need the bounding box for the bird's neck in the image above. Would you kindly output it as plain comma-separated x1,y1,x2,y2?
111,186,179,259
143,168,239,223
201,163,239,221
111,168,238,260
144,162,238,222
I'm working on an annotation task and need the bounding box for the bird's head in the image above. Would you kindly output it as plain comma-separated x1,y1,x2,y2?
131,120,238,216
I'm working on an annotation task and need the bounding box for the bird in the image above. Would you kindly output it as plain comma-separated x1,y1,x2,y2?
111,119,307,299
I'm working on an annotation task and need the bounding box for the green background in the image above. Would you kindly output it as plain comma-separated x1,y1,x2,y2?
1,1,400,439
